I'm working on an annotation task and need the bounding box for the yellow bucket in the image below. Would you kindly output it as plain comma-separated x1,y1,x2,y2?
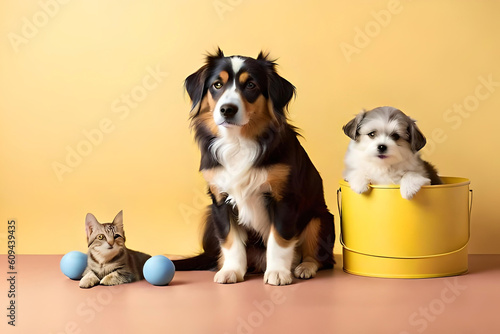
338,177,471,278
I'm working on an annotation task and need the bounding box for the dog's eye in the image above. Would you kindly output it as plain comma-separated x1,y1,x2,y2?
368,131,376,138
391,133,400,141
213,82,223,89
245,81,256,90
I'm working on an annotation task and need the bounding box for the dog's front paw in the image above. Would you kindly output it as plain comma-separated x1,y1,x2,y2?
264,269,293,286
400,174,431,200
214,269,244,284
294,262,318,279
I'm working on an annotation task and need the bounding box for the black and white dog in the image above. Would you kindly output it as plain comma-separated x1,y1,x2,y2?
174,49,335,285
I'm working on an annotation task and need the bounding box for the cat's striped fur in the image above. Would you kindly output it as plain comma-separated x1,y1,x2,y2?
79,211,151,288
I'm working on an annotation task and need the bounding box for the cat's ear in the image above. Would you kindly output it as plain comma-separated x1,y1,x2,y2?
112,210,124,231
85,213,99,240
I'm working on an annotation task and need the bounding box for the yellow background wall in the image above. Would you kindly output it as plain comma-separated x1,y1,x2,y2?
1,0,499,255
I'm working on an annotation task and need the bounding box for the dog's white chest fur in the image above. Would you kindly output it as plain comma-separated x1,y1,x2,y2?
209,135,271,236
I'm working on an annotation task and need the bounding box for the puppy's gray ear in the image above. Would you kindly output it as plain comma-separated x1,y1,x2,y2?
343,111,366,140
408,120,426,152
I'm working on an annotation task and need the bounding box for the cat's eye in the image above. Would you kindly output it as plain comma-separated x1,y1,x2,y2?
368,131,376,138
97,234,104,240
114,234,122,239
213,81,223,89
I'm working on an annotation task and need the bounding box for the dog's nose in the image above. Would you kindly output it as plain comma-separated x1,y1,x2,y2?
378,144,387,153
220,104,238,118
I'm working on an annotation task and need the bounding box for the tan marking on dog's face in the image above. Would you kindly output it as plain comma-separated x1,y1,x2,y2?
240,95,273,139
266,164,291,201
219,70,229,84
192,94,218,136
238,72,249,85
206,91,217,112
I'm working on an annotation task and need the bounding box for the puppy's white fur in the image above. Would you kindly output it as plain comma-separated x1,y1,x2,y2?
343,106,439,199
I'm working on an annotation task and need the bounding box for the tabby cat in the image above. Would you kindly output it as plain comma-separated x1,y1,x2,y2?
79,210,151,288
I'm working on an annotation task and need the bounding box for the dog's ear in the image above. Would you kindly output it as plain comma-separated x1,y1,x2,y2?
215,47,225,58
343,111,366,140
257,50,270,61
408,119,426,152
185,66,208,118
268,73,296,113
185,48,225,118
257,52,296,116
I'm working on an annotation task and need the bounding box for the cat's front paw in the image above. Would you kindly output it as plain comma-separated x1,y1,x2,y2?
100,272,130,286
100,276,118,286
79,272,99,289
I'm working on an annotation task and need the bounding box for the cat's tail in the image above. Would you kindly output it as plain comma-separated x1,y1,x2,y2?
170,212,220,271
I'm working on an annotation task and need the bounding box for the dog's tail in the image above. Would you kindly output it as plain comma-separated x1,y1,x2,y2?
172,252,218,271
171,212,220,271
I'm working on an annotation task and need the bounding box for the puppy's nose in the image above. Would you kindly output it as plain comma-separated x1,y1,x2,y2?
378,144,387,153
220,104,238,118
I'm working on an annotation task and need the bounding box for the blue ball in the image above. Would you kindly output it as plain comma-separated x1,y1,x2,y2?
60,251,87,280
143,255,175,286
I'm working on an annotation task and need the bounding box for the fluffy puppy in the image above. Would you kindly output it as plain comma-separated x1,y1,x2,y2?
342,106,442,199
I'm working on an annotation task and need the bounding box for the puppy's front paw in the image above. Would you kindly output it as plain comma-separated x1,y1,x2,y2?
347,174,370,194
214,269,244,284
264,269,293,286
349,182,370,194
400,175,430,200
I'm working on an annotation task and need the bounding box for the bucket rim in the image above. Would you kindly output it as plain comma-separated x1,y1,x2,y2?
339,176,470,189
